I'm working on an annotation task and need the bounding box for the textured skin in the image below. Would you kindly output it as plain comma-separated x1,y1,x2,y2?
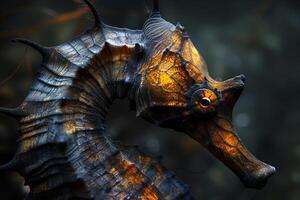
0,0,275,199
12,25,191,199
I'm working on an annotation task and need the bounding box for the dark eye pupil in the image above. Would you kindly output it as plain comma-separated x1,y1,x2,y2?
200,98,211,107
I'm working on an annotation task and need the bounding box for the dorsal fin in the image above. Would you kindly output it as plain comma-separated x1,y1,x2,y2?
82,0,102,27
0,159,17,172
143,0,175,44
12,38,50,57
0,163,10,172
0,107,25,118
152,0,160,14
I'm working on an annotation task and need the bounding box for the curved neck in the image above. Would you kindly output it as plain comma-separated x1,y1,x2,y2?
82,42,138,123
4,25,193,199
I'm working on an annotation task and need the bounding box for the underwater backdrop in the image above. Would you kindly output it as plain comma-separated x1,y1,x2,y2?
0,0,299,199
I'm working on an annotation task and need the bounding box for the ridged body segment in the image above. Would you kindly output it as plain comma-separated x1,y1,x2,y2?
5,20,192,199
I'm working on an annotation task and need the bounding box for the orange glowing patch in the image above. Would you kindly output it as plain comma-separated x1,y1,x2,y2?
185,62,205,82
138,186,159,200
157,72,177,92
120,159,144,186
169,32,183,52
63,122,77,134
222,132,239,147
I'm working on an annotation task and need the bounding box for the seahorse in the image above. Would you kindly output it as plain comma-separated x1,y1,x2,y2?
0,0,275,199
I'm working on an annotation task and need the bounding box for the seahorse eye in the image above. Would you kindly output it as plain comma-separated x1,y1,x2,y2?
188,86,219,115
200,97,211,108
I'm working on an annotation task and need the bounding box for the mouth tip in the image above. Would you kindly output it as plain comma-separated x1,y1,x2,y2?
242,164,276,189
233,74,246,83
256,165,276,180
239,74,246,83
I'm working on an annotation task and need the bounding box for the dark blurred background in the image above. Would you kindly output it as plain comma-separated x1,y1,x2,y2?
0,0,299,199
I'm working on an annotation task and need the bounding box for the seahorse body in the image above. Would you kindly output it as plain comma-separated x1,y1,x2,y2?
0,0,275,199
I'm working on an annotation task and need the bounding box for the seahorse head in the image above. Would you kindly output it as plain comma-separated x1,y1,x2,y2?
132,0,275,189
